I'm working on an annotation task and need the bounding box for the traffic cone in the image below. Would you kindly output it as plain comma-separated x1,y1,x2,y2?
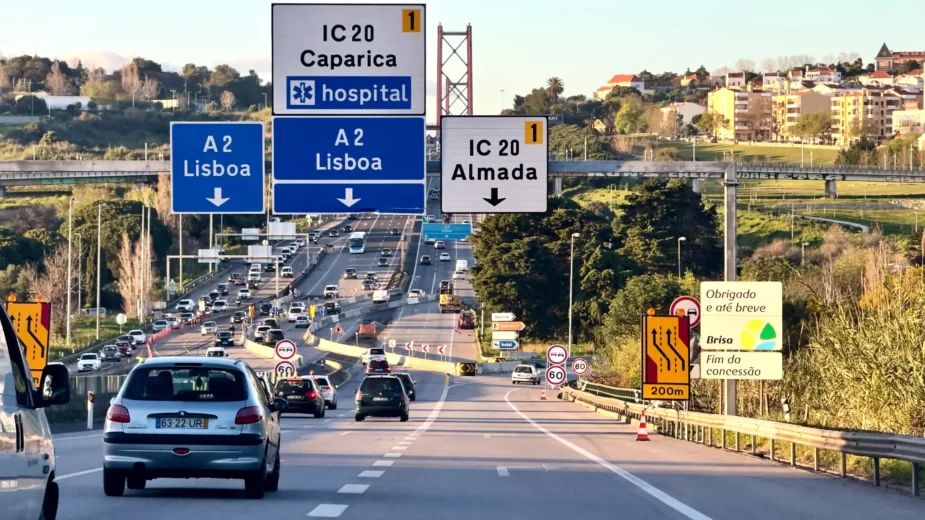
540,389,547,400
636,410,650,441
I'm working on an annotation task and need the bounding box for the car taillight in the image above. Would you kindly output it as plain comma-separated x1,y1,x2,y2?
386,367,391,372
107,404,130,423
235,406,262,425
306,390,317,399
398,394,406,402
355,391,363,400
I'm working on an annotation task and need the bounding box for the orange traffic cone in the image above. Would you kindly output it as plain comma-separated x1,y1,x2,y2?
540,389,547,400
636,410,650,441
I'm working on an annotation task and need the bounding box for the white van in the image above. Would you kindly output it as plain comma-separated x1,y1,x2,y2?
0,307,71,519
372,289,389,304
455,260,469,272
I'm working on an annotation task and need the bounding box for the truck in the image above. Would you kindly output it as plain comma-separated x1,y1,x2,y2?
458,308,476,329
439,293,462,313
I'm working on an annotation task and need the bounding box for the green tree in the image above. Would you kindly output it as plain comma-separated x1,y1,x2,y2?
0,228,44,269
0,265,32,301
549,124,624,160
695,111,728,138
616,179,722,278
208,64,241,88
546,77,565,102
11,95,47,115
600,273,682,339
23,229,63,252
613,101,646,134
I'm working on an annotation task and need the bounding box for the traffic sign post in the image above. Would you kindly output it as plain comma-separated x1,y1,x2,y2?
440,115,549,213
275,360,297,379
546,344,567,366
545,365,566,386
491,321,526,332
422,223,472,241
669,296,702,328
274,339,297,360
640,314,691,401
572,358,589,376
491,330,519,341
272,117,426,215
8,301,51,386
272,3,426,116
170,122,266,214
491,312,516,322
491,340,518,350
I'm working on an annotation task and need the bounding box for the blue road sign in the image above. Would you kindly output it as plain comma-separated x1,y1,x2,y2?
285,76,411,112
496,340,519,350
423,223,472,240
170,122,265,214
272,116,425,215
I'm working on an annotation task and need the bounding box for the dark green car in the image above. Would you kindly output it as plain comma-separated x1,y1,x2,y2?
393,373,416,401
355,375,410,422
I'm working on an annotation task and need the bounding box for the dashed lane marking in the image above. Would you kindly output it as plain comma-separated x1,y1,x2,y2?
307,504,349,517
384,453,402,458
337,484,370,494
57,467,102,480
359,470,384,478
497,466,510,477
372,460,394,467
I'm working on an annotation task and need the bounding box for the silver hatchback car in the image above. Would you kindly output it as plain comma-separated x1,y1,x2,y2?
102,357,287,499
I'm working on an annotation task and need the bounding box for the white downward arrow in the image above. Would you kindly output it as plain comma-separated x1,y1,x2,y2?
206,187,230,207
337,188,361,207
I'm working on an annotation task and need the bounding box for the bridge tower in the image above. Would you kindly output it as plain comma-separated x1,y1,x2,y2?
436,24,473,132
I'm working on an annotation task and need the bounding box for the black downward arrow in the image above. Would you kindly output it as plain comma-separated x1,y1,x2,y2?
483,188,506,207
25,315,45,358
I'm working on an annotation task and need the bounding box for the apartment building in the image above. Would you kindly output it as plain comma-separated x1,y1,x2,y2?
830,88,913,144
892,103,925,136
771,91,831,141
762,72,786,91
805,67,841,83
726,72,746,88
707,87,772,141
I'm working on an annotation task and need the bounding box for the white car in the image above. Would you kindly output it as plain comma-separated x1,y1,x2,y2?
512,365,541,385
287,307,303,322
362,347,387,365
175,299,195,312
291,301,306,311
312,375,338,409
439,253,451,262
127,329,146,344
254,325,271,342
294,315,311,328
201,321,218,335
206,346,227,358
212,299,228,312
78,353,102,372
247,272,261,282
152,320,169,332
281,266,294,278
165,315,180,329
238,289,251,299
408,289,425,298
323,285,339,298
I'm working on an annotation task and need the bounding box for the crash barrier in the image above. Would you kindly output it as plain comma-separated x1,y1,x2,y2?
242,337,305,368
304,294,439,337
311,336,456,374
455,362,477,377
476,361,521,374
561,386,925,497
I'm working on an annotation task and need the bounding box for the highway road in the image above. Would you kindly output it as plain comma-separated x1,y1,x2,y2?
51,371,925,519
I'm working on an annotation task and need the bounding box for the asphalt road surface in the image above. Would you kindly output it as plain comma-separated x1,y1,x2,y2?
51,371,925,520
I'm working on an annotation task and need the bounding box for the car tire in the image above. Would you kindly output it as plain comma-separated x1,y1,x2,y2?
265,449,281,492
126,474,146,490
355,414,365,422
103,468,125,497
39,479,59,520
313,406,324,419
400,413,410,422
244,458,267,500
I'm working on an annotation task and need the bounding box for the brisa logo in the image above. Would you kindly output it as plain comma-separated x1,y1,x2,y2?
740,320,777,351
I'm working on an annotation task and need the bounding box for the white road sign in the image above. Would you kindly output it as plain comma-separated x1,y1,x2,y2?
572,358,589,375
669,295,701,328
700,352,783,380
545,365,567,386
115,313,127,326
546,344,567,365
700,281,783,351
272,3,426,116
275,360,297,379
388,339,396,349
440,116,549,213
491,312,516,322
491,331,519,341
274,339,298,360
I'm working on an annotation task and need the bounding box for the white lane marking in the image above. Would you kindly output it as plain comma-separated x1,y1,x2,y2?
307,504,349,517
338,484,370,494
384,453,402,458
373,460,394,467
484,434,491,438
359,470,384,478
339,431,352,436
54,433,101,441
398,441,412,445
57,467,102,480
497,466,509,477
391,446,407,450
413,378,450,435
504,390,712,520
281,430,292,433
404,436,417,441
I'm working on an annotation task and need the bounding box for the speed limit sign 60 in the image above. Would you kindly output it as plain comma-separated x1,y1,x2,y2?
572,358,589,375
275,361,296,379
545,365,567,386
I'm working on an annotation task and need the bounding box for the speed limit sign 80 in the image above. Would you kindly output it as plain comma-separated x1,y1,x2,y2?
545,365,567,386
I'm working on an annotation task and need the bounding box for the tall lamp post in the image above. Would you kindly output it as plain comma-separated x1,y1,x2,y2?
96,202,106,339
567,232,580,361
65,196,78,347
75,233,82,314
677,236,687,278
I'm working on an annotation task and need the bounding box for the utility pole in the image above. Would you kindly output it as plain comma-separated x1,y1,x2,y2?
723,164,739,416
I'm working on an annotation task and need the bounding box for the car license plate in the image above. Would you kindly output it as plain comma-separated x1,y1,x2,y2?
156,417,209,429
287,395,304,400
373,397,388,402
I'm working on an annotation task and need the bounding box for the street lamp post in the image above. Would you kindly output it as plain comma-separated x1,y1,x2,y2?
567,232,580,361
65,196,77,347
677,236,687,278
96,202,105,339
76,233,82,314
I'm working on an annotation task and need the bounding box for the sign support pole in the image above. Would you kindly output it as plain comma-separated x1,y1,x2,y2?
723,163,738,416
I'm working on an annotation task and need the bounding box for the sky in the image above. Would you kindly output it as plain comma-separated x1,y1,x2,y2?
3,0,925,123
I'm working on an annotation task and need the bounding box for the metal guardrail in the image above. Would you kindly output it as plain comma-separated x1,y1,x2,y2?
562,386,924,496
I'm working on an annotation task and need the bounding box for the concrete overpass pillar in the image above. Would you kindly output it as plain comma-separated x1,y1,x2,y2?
824,179,837,199
691,179,703,194
554,177,563,197
0,186,7,199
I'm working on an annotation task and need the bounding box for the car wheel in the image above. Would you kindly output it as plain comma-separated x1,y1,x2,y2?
400,413,410,422
314,406,324,419
244,461,266,499
355,414,365,422
265,449,281,492
39,479,58,520
103,468,125,497
126,474,146,490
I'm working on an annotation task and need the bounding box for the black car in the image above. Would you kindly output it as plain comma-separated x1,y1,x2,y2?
263,318,280,329
259,303,273,316
366,358,391,374
248,280,259,289
231,311,246,324
378,257,388,267
114,336,132,349
264,329,285,345
343,225,353,233
420,255,431,265
389,228,400,236
348,214,359,220
355,375,409,422
394,372,417,401
274,377,326,418
380,249,392,257
100,345,121,362
344,268,357,279
324,301,341,315
217,283,229,296
214,330,234,346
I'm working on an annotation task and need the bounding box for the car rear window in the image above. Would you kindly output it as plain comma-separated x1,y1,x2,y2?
369,348,385,356
515,366,533,374
217,331,232,339
360,377,403,395
123,367,248,402
369,359,389,369
395,374,413,388
275,379,310,393
313,377,331,388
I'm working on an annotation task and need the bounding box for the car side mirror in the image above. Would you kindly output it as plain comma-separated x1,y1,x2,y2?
273,397,288,412
37,364,70,408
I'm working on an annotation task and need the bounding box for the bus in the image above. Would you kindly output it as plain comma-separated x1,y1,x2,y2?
348,231,367,254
